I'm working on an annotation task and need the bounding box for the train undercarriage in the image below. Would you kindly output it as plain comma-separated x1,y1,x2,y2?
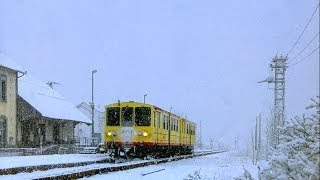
99,142,194,159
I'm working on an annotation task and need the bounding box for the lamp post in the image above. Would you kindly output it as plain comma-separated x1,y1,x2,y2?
144,94,147,104
91,70,97,145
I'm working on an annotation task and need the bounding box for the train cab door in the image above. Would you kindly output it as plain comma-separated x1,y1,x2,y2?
181,121,185,145
154,111,160,144
179,120,182,145
156,112,160,144
153,111,156,143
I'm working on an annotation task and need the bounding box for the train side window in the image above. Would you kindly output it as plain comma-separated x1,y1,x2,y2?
181,121,183,133
185,123,187,134
173,119,175,132
157,112,161,128
106,107,120,126
175,120,177,132
172,118,174,131
183,123,185,134
176,120,178,132
191,125,193,135
183,122,184,133
165,117,167,130
177,120,179,132
162,115,165,129
176,119,178,132
153,111,156,127
164,116,168,129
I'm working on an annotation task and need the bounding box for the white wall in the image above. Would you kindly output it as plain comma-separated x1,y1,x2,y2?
0,66,17,147
75,103,104,146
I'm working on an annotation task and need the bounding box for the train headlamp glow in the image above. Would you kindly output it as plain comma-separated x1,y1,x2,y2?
107,132,116,136
137,131,148,136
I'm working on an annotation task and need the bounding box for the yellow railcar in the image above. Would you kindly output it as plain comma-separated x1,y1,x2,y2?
100,101,196,158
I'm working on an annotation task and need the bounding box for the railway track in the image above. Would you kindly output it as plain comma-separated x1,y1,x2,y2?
35,150,225,179
0,159,113,176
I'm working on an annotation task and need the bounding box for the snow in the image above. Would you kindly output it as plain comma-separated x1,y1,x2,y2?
0,151,259,179
85,151,259,180
18,74,91,124
0,154,107,169
260,97,320,179
1,163,113,179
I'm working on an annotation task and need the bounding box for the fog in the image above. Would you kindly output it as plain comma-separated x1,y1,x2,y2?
0,0,318,148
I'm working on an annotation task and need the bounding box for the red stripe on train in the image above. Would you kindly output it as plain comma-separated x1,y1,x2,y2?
109,142,193,146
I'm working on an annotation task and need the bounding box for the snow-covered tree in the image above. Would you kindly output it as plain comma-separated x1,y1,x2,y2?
260,97,320,179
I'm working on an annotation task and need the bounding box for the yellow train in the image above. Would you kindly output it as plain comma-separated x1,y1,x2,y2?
99,101,196,158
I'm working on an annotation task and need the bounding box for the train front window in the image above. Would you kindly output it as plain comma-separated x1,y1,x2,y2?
107,107,120,126
122,107,133,126
135,107,151,126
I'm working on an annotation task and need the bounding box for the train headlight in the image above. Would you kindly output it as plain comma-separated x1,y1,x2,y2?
143,132,148,137
138,132,143,136
107,132,116,136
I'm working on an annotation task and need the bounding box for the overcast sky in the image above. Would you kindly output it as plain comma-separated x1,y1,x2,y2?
0,0,319,147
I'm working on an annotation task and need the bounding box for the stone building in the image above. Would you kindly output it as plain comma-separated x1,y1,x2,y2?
16,75,91,148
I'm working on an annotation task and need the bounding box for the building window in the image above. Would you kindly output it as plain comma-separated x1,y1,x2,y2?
0,75,7,101
0,116,6,148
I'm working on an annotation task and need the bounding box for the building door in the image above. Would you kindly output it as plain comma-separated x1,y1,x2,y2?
53,124,59,143
0,117,6,148
39,124,46,145
21,122,31,147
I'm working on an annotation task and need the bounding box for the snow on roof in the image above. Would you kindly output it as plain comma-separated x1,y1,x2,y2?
77,102,104,113
0,53,24,72
18,75,91,124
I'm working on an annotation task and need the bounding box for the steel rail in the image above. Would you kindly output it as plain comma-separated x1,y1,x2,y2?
36,151,225,180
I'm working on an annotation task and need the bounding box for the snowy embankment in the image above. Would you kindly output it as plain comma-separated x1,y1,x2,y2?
0,154,107,169
86,151,259,180
0,151,259,179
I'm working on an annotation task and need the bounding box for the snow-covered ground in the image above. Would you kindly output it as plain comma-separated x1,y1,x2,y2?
0,154,107,169
0,151,259,179
85,151,258,180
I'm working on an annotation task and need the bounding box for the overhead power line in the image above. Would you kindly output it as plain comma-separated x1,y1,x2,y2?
287,3,320,56
289,46,320,67
288,32,320,64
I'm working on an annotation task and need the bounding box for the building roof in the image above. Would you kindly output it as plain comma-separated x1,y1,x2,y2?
1,53,91,124
77,102,104,114
76,102,104,133
0,53,24,72
18,75,91,124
